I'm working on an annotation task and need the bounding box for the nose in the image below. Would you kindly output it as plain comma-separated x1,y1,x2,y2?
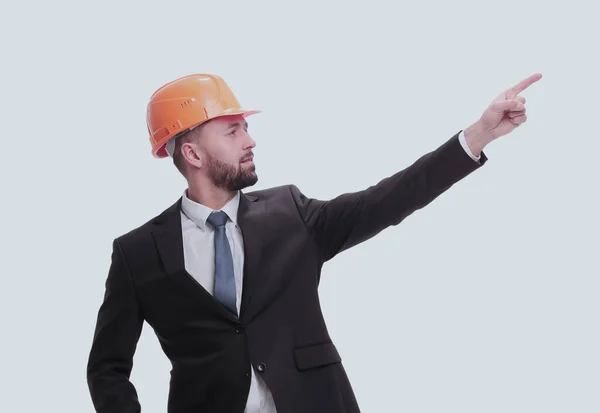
243,131,256,149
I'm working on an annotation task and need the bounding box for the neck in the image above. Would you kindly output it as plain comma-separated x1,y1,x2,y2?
186,177,236,210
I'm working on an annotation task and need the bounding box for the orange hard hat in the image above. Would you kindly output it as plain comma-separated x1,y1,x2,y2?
146,74,260,158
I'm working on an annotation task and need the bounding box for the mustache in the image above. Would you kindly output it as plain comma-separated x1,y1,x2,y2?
240,151,254,162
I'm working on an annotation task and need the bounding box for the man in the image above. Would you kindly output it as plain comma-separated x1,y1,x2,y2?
86,72,542,413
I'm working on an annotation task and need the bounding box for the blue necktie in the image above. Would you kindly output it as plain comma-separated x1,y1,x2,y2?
206,211,237,316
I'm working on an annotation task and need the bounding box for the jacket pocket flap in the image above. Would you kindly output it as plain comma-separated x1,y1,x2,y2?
294,341,342,371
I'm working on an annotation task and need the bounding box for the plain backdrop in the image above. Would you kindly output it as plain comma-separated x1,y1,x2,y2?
0,1,598,412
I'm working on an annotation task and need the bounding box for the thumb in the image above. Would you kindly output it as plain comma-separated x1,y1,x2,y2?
490,99,524,113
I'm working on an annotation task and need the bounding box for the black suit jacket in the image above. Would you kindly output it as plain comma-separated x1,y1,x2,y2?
86,132,487,413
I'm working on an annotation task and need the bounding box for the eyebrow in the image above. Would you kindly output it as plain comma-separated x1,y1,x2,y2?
226,121,248,130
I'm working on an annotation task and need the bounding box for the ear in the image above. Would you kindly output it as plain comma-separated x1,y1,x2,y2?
182,142,204,168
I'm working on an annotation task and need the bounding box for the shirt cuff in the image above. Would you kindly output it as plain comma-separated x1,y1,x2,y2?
458,130,481,162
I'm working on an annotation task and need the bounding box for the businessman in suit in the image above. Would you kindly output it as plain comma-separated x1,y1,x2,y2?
86,72,542,413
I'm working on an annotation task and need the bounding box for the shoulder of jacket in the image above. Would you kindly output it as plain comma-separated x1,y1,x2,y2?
244,184,298,199
115,197,181,245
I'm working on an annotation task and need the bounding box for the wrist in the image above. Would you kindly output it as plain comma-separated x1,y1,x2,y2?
464,121,493,156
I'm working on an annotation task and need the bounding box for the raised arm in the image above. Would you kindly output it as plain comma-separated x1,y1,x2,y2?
291,72,542,262
291,132,486,262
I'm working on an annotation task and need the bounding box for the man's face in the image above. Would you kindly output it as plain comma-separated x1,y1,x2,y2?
194,114,258,191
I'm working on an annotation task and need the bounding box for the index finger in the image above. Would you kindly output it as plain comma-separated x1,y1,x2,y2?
506,73,543,98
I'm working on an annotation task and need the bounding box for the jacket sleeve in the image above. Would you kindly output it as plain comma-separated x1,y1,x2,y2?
87,238,144,413
290,131,487,262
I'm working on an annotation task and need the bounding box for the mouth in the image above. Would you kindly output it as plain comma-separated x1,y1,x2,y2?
241,155,254,163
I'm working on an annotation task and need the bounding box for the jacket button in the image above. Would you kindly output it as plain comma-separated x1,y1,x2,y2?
235,324,244,334
257,363,266,372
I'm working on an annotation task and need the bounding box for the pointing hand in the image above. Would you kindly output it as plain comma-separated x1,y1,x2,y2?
464,73,542,155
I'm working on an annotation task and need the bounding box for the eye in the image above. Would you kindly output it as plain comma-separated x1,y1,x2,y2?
228,129,236,136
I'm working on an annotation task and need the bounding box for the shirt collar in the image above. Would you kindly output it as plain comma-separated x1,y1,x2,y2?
180,190,241,230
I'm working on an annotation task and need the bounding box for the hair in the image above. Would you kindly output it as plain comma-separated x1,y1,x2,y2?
172,122,207,176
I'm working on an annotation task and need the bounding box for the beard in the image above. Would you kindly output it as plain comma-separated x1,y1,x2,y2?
204,152,258,191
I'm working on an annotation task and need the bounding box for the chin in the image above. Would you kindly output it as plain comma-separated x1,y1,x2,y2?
229,170,258,191
230,178,258,191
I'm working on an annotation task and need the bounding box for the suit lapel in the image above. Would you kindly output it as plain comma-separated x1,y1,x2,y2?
151,197,239,322
237,192,266,320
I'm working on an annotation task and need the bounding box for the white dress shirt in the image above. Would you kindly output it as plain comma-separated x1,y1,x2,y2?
458,130,481,162
177,130,478,412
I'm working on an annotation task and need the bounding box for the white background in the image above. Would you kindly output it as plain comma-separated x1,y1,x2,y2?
1,1,598,412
